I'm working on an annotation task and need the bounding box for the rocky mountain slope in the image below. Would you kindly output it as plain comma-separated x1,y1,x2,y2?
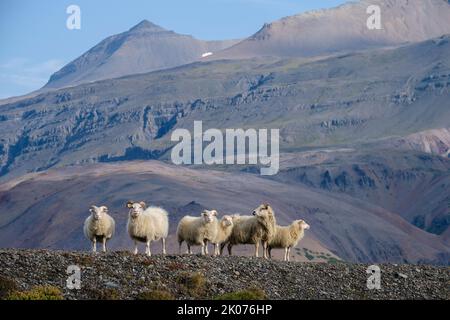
271,148,450,236
0,249,448,300
213,0,450,60
44,20,239,89
0,161,448,265
1,35,449,181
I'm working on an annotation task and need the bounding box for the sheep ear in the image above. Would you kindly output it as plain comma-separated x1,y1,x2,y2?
212,210,217,216
263,203,270,209
139,202,147,209
126,201,134,209
102,206,108,213
89,206,95,213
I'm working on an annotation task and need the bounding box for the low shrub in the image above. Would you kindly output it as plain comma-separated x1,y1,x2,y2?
214,288,267,300
6,285,63,300
137,289,174,300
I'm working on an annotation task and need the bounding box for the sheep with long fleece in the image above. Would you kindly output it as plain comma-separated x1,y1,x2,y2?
211,215,234,256
268,220,310,261
126,201,169,256
177,210,218,255
224,204,276,258
83,205,115,253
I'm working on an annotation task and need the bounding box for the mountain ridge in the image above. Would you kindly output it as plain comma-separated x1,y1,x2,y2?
211,0,450,60
44,19,240,89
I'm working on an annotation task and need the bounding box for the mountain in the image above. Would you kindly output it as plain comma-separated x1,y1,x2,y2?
270,148,450,237
212,0,450,60
1,33,450,263
1,35,449,180
0,161,448,264
44,20,239,89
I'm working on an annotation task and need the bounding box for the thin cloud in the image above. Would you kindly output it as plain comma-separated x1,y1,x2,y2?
0,58,64,98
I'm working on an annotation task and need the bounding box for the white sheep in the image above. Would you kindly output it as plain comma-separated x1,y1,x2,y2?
176,210,218,255
126,201,169,256
224,204,276,258
83,205,115,253
268,220,310,261
211,215,234,256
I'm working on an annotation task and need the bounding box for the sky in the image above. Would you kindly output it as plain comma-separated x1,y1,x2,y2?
0,0,348,99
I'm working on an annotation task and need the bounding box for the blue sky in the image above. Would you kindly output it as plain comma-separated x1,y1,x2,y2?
0,0,348,99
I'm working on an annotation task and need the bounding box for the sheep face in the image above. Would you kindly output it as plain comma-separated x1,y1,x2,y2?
90,205,108,221
201,210,217,223
252,203,274,221
221,215,233,227
127,201,147,219
296,220,310,231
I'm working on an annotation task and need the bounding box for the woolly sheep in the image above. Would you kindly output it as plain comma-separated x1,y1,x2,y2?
268,220,310,261
176,210,218,255
126,201,169,256
211,215,234,256
83,205,115,253
224,204,276,258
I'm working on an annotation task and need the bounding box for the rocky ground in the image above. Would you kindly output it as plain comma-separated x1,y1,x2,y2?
0,249,448,300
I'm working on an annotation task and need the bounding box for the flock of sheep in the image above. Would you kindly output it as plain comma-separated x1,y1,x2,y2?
84,202,310,261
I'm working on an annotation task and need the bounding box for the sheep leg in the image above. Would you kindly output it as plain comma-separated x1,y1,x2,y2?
102,237,107,253
146,241,151,257
201,242,206,255
227,243,233,256
262,241,268,259
255,242,260,258
92,239,97,253
133,241,138,255
284,247,288,261
204,241,209,255
161,238,166,255
268,247,272,259
220,243,227,255
287,247,291,262
187,244,192,254
214,244,218,257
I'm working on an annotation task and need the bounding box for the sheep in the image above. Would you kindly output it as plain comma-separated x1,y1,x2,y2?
126,201,169,256
211,215,234,256
268,220,310,261
83,205,115,253
176,210,218,255
223,203,276,259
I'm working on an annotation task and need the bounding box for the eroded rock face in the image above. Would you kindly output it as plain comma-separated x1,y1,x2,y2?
273,149,450,237
1,35,450,181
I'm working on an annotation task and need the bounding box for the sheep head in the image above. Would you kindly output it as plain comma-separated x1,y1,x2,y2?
252,203,274,218
252,203,276,229
221,215,233,228
89,205,108,220
201,210,217,223
295,219,310,231
126,201,146,218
